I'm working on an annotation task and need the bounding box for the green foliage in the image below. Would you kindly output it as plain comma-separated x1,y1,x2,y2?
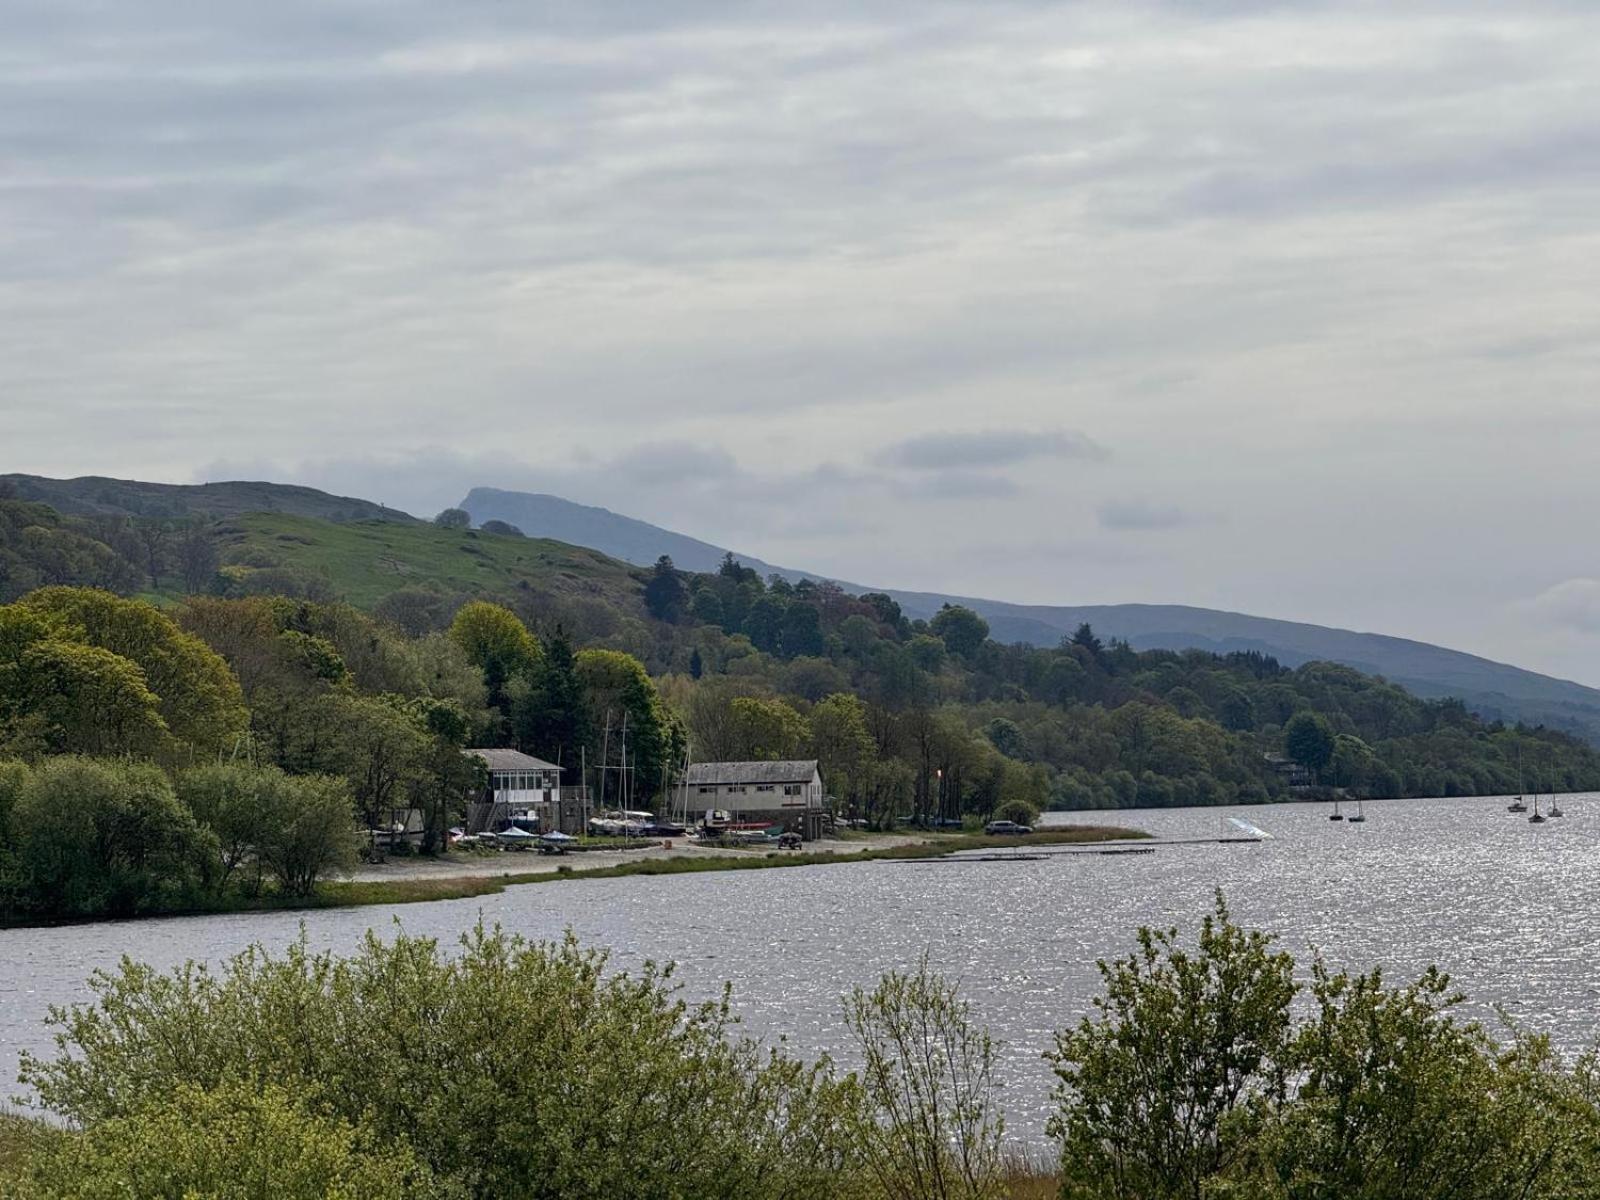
845,956,1007,1200
1284,711,1335,776
13,588,248,761
448,600,540,679
6,757,208,919
724,695,809,760
1050,895,1600,1200
7,1082,435,1200
251,770,361,896
643,554,688,622
1050,892,1297,1199
19,926,865,1200
433,507,471,529
0,500,143,602
930,604,990,659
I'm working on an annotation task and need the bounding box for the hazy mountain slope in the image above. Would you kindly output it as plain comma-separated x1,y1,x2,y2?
2,474,417,525
461,488,788,577
461,487,1600,741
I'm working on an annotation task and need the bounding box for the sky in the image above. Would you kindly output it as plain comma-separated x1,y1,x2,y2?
4,2,1600,682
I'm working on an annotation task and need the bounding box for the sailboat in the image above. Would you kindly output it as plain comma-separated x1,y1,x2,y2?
1548,764,1565,819
1347,798,1366,824
1507,747,1528,813
1529,765,1547,824
1328,798,1344,822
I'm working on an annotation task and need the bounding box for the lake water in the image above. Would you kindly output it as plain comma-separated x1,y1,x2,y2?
3,794,1596,1140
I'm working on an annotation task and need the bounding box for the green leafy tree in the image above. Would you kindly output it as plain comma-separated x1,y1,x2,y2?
725,695,809,761
845,956,1007,1200
176,762,274,894
1050,892,1297,1200
930,604,989,658
254,771,360,896
448,600,540,732
8,757,208,918
643,555,688,622
1284,711,1335,777
433,508,471,529
808,693,875,812
16,587,247,760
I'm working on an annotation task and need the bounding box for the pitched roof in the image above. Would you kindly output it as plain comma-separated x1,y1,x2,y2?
685,760,819,785
464,748,563,773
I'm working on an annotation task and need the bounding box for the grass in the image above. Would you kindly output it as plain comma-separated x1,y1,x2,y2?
309,825,1147,908
0,827,1145,929
208,513,646,610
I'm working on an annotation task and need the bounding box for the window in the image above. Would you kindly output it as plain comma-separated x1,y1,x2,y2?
757,784,775,793
698,786,712,795
784,784,801,796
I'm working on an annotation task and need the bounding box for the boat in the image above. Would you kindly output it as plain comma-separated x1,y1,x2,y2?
1507,797,1528,813
1328,799,1344,822
1529,793,1547,825
1347,799,1366,824
1508,748,1528,812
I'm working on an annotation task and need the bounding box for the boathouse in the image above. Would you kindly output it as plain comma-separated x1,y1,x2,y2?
683,759,827,839
463,748,570,833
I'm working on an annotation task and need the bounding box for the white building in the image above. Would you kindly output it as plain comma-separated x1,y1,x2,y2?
464,748,563,830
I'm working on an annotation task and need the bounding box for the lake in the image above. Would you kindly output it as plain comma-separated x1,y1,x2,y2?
3,794,1596,1141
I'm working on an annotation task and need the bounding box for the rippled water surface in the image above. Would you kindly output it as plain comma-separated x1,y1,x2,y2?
3,795,1597,1139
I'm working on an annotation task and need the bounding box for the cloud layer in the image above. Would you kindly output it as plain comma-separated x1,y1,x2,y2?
6,1,1600,681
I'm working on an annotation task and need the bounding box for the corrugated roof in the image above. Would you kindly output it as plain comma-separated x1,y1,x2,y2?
465,748,563,773
685,760,819,785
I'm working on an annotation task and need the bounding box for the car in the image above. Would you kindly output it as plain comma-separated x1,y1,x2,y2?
983,820,1033,836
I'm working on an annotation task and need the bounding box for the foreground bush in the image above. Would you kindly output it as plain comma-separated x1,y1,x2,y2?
5,1083,436,1200
1050,892,1600,1200
18,926,869,1200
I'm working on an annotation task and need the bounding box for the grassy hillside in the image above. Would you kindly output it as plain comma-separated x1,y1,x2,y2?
213,513,647,611
3,474,417,524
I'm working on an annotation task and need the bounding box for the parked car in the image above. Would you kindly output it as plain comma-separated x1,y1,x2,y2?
983,820,1033,836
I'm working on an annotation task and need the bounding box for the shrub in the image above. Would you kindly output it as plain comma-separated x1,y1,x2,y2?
993,798,1039,827
7,1082,436,1200
20,925,864,1199
7,757,208,918
845,956,1006,1200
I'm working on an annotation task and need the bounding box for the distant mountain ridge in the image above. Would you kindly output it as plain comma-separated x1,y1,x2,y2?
461,487,1600,742
2,474,417,525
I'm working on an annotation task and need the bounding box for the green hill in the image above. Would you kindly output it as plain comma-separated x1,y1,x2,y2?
2,474,416,525
212,513,647,613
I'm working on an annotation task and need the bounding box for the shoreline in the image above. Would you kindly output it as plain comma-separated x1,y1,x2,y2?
0,827,1145,930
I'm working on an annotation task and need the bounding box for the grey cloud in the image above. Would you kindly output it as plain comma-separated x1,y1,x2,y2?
14,0,1600,686
1520,580,1600,636
1097,500,1189,532
879,430,1107,471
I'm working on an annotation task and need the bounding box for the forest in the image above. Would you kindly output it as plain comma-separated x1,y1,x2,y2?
4,489,1599,919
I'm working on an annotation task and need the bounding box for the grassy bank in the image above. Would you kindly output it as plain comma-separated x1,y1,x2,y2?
314,825,1146,908
0,827,1144,928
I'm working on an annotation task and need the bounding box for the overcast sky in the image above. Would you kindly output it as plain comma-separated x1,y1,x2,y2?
5,2,1600,681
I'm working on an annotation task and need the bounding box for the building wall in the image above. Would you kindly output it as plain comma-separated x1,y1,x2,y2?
689,772,822,814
